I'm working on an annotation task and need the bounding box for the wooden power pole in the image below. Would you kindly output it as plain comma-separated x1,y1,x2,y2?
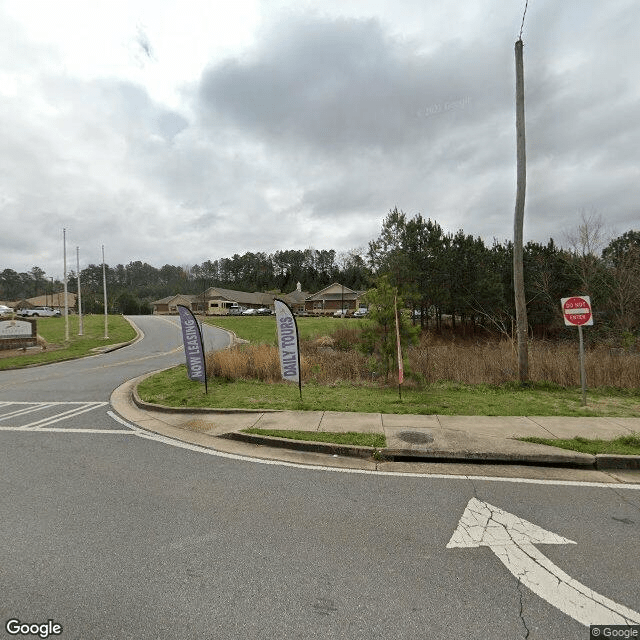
514,38,529,382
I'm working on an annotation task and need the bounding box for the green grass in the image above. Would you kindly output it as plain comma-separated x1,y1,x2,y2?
137,367,640,416
203,315,363,345
519,434,640,455
0,315,137,369
242,428,386,448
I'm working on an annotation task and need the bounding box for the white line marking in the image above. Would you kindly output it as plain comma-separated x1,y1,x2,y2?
27,402,107,429
107,410,145,433
448,498,640,626
0,401,106,405
21,402,108,429
104,414,640,490
0,427,135,433
3,406,639,491
0,404,54,421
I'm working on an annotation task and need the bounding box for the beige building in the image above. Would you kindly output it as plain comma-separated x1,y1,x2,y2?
152,282,366,316
304,283,366,315
152,284,310,316
11,292,78,312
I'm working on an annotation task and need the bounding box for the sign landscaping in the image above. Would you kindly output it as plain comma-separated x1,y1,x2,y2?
0,318,37,351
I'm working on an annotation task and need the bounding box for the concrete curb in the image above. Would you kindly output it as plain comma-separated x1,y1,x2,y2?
220,431,600,469
91,315,144,353
219,431,377,459
127,374,640,471
595,454,640,470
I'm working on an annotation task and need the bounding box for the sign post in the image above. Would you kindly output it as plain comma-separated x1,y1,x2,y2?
561,296,593,406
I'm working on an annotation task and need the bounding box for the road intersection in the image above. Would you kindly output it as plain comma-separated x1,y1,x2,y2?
1,315,638,639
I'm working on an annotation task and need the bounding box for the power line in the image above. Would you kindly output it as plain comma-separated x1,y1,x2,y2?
519,0,529,40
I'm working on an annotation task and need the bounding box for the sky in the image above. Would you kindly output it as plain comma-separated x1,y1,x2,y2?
1,0,639,279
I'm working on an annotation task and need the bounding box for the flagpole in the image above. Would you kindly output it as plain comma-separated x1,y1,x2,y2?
76,246,83,336
63,228,69,342
102,245,108,339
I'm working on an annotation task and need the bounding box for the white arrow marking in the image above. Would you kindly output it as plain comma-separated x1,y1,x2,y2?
447,498,640,627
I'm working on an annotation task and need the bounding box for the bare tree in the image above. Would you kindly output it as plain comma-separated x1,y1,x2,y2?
563,210,611,297
564,209,610,258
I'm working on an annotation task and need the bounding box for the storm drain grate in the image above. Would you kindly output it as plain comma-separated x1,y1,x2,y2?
182,419,216,433
397,431,434,444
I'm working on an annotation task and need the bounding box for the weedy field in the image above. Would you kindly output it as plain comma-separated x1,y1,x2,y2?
206,319,640,389
137,316,640,416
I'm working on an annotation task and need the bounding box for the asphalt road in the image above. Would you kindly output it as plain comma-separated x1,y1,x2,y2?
1,316,639,639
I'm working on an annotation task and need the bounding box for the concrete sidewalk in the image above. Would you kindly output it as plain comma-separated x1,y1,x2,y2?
110,376,640,480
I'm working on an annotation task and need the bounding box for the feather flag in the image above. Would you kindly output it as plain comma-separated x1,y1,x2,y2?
274,298,302,399
177,304,208,393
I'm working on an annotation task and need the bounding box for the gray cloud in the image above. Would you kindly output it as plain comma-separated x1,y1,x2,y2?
1,2,639,278
198,16,508,154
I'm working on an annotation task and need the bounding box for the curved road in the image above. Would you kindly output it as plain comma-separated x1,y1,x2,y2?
0,316,639,639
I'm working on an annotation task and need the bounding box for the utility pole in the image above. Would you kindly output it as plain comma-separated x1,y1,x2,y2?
513,38,529,383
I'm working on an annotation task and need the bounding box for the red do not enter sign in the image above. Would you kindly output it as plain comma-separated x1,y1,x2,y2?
561,296,593,326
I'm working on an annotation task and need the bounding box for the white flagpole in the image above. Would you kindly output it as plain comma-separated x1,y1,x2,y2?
76,246,83,336
102,245,108,339
63,228,69,342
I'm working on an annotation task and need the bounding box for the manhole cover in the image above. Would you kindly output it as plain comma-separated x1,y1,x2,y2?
397,431,434,444
182,419,216,433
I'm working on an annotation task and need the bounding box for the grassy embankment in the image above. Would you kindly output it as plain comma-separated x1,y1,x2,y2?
137,315,640,418
0,315,137,369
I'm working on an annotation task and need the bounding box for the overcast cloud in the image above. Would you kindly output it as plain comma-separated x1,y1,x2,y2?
1,0,638,278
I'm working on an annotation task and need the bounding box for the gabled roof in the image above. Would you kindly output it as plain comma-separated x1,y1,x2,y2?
204,287,274,306
283,288,310,304
11,293,77,308
305,283,362,301
152,294,196,305
152,285,311,309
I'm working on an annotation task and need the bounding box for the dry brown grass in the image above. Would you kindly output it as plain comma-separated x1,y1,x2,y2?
409,334,640,387
206,332,640,388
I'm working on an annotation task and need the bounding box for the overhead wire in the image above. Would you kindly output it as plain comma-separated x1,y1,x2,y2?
519,0,529,40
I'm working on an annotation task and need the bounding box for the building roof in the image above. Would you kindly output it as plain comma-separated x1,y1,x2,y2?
305,283,363,301
152,285,310,309
284,285,310,304
11,293,77,308
203,287,269,306
152,294,197,305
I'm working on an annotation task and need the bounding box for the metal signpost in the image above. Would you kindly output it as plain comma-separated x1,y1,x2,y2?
561,296,593,406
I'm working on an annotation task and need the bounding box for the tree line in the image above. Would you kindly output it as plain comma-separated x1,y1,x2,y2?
368,208,639,343
0,248,371,315
2,209,638,342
